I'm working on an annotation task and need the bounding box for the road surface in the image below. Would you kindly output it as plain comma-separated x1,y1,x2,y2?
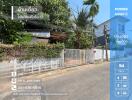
2,62,109,100
43,62,109,100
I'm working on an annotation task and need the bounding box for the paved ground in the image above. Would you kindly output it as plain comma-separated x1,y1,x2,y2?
44,62,109,100
1,62,109,100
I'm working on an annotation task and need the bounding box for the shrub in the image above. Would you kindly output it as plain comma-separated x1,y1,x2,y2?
79,33,93,49
14,42,65,60
0,44,14,61
0,48,4,61
13,32,32,44
65,32,93,49
0,43,64,61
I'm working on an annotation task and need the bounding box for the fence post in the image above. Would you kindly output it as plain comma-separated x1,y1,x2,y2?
81,50,86,64
83,50,86,64
13,58,17,72
102,49,104,61
89,49,95,64
80,50,83,65
61,49,64,67
39,60,41,73
50,58,52,69
32,59,33,73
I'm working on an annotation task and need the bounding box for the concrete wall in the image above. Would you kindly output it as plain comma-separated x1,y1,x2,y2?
94,49,110,60
94,49,126,60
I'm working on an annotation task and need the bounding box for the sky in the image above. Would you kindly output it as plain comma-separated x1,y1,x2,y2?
67,0,132,41
67,0,110,25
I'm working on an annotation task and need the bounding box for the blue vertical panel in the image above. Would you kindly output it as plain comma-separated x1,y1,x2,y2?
110,0,132,100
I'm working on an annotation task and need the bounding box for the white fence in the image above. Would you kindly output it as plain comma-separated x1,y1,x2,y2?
0,49,96,77
94,49,128,61
94,49,110,61
2,48,122,77
15,58,63,75
0,58,64,77
64,49,94,67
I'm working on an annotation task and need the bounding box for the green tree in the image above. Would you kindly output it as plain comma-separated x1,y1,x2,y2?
83,0,99,21
66,32,93,49
0,0,37,44
0,17,32,44
0,0,71,44
83,0,99,47
66,9,94,49
0,0,71,31
73,9,91,48
40,0,71,31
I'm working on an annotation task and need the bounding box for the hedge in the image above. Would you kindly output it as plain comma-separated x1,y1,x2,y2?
0,42,64,61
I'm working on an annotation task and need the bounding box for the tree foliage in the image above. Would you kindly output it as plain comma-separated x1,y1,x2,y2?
70,8,96,49
83,0,99,20
0,0,71,44
40,0,71,29
0,42,64,61
0,0,71,29
65,32,93,49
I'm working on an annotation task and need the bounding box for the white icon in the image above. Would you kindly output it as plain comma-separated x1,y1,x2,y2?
117,92,120,95
117,84,120,87
122,91,128,95
11,72,17,77
116,83,121,88
119,64,125,68
116,91,121,95
117,77,120,79
11,85,17,91
122,76,128,80
11,78,17,84
116,76,121,80
122,84,128,88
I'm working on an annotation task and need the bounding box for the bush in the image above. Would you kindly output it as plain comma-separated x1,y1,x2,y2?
0,48,4,61
13,32,32,44
65,32,76,49
0,43,64,61
65,32,93,49
79,33,93,49
0,44,14,61
0,18,24,44
14,42,64,60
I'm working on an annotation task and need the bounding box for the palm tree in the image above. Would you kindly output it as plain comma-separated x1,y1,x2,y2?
83,0,99,47
84,0,109,61
73,9,89,30
72,8,96,48
83,0,99,21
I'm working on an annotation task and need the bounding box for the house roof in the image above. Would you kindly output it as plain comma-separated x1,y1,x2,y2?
97,16,130,27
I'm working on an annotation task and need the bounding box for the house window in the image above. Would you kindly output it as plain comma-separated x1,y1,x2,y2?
118,24,125,33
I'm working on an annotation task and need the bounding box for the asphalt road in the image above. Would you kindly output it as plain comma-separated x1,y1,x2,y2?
43,62,109,100
2,62,109,100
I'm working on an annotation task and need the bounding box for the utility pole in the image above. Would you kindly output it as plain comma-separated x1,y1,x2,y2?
104,25,108,61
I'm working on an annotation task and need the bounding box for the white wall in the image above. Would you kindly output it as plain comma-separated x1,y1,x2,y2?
94,49,110,60
94,49,126,60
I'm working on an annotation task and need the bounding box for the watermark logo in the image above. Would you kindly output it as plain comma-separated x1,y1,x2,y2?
11,6,43,20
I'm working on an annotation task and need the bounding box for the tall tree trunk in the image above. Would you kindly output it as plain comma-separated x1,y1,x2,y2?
76,32,81,49
91,17,94,48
